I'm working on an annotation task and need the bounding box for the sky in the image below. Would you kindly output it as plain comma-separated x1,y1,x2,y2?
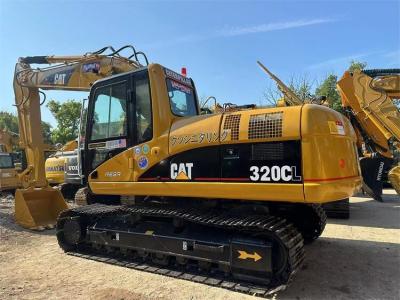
0,0,399,127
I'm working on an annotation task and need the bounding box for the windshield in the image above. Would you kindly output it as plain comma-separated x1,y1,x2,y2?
0,155,14,169
167,79,197,117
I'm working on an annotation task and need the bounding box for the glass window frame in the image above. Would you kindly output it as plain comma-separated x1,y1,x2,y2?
133,70,153,144
0,154,14,169
89,79,129,143
166,78,199,118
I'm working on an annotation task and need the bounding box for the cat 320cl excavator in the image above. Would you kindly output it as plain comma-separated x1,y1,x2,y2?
14,46,361,294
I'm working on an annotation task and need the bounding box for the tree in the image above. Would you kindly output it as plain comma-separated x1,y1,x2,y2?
314,60,368,113
288,75,315,103
0,111,19,133
315,74,342,112
47,100,82,144
348,60,367,72
263,74,315,105
41,121,53,145
0,111,52,145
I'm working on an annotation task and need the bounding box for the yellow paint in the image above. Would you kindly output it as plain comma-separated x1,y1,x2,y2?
388,165,400,194
45,155,66,185
13,50,141,229
237,250,262,262
90,92,360,204
0,167,21,191
337,70,400,158
14,186,68,229
175,171,189,180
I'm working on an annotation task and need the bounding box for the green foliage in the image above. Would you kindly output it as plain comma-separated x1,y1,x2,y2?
348,60,367,72
263,60,370,112
47,99,82,145
315,74,342,112
0,111,52,145
314,60,368,113
0,111,19,133
41,121,53,145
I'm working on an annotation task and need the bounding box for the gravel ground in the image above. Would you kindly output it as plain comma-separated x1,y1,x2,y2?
0,190,399,300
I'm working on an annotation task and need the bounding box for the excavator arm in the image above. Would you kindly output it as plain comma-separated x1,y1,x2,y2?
257,61,304,106
13,45,146,229
337,69,400,199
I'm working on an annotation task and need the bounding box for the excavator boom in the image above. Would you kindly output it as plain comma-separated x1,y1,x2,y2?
257,61,304,106
13,45,147,229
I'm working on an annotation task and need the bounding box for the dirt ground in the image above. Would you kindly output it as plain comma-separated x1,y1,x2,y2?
0,190,399,300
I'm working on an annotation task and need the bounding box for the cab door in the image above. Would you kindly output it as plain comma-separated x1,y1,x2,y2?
85,75,132,180
85,70,153,183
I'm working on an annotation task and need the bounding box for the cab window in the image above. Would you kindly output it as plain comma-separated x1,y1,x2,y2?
0,154,14,169
135,77,152,143
91,82,127,140
167,79,197,117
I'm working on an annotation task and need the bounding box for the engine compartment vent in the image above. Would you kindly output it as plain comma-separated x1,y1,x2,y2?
248,112,283,139
223,114,241,140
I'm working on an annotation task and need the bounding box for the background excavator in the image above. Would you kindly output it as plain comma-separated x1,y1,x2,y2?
0,129,21,192
45,139,81,198
337,69,400,200
13,45,146,229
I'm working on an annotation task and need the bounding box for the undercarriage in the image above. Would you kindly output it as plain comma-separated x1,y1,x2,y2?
57,199,326,296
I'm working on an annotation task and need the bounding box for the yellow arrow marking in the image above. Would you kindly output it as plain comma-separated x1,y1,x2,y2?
237,250,262,262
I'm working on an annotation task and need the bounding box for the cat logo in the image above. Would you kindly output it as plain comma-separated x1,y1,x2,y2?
54,73,66,85
170,163,193,180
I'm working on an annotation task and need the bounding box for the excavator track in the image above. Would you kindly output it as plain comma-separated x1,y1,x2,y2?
303,204,327,242
57,204,305,297
273,204,327,243
323,199,350,219
74,187,88,206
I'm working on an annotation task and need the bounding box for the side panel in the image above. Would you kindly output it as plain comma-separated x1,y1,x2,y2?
90,181,305,202
139,141,302,184
91,141,305,203
301,104,361,202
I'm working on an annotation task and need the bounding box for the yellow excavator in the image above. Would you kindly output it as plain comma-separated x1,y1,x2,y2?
0,129,19,153
14,46,361,293
45,139,81,198
13,45,145,229
0,129,21,192
338,69,400,200
45,140,78,186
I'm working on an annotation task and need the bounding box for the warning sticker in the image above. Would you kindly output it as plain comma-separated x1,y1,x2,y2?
328,121,345,135
106,139,127,149
170,80,192,94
